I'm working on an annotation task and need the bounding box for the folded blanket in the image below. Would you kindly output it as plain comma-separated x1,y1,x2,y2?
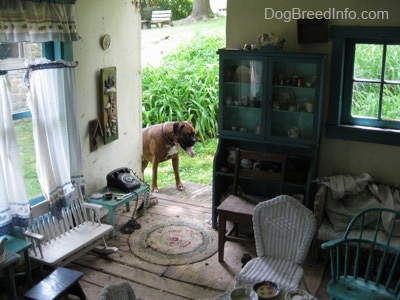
314,173,382,231
369,183,400,236
314,172,374,199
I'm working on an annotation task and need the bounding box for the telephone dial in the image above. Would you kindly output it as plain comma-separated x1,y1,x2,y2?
106,167,141,192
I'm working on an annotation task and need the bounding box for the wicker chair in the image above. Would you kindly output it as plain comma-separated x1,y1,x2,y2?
234,195,316,293
321,207,400,300
98,281,136,300
217,148,286,262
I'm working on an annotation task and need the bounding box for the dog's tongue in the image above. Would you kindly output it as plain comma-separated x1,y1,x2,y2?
186,147,195,157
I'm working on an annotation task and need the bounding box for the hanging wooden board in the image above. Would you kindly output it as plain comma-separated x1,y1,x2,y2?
101,67,118,144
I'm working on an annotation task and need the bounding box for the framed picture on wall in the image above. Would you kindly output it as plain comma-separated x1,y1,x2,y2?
101,67,118,144
297,18,329,43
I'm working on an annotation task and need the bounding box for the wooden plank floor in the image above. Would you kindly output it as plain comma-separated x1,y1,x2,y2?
1,182,330,300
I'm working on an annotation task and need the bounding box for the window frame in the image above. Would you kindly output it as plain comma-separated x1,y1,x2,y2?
326,26,400,146
11,41,73,205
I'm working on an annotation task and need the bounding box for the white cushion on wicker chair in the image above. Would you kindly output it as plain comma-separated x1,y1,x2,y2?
235,195,316,293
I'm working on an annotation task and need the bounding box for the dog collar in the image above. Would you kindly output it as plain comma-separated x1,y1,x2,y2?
162,122,175,147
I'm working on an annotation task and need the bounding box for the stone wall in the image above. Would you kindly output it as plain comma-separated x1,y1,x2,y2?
3,43,42,113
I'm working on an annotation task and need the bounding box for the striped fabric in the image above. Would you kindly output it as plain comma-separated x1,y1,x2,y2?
235,195,316,292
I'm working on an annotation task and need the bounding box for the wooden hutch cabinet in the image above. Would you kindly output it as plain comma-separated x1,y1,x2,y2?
212,48,327,228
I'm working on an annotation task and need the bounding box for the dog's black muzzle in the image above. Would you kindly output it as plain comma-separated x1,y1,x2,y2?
179,134,196,150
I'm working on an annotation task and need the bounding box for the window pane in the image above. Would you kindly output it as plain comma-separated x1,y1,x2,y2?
354,44,383,80
382,84,400,121
385,45,400,82
0,44,19,59
14,119,41,198
1,42,43,199
0,43,42,113
351,82,380,118
8,69,30,113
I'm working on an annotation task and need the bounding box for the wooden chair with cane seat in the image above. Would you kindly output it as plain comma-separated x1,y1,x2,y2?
217,148,286,262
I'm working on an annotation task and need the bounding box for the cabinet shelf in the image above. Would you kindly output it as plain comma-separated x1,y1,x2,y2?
273,84,315,90
224,105,261,109
225,82,263,85
272,110,313,115
212,49,327,228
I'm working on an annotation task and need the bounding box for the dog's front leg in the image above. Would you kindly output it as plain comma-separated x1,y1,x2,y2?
151,159,160,193
172,156,184,191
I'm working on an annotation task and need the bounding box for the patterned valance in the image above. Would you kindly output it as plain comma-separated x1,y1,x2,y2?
0,0,80,43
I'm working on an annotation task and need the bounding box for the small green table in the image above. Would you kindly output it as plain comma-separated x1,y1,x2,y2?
0,250,21,300
85,183,149,231
3,234,33,286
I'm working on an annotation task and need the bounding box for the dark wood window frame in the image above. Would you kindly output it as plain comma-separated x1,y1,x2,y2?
326,26,400,146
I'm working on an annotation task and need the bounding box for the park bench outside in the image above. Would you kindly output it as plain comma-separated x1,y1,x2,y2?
142,9,173,29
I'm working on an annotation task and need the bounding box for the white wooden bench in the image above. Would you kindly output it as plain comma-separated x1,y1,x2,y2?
22,184,117,268
150,10,173,28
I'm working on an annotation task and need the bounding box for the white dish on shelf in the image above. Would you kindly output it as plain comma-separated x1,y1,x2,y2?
236,66,251,82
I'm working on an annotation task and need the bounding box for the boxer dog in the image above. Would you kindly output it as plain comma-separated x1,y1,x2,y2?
142,121,196,192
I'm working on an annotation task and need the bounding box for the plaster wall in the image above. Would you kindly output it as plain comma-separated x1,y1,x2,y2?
226,0,400,184
73,0,142,193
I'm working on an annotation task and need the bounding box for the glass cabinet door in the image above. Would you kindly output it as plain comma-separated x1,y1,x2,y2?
269,59,320,144
220,58,265,138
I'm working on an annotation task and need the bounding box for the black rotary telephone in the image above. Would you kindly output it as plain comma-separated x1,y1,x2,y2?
106,167,141,192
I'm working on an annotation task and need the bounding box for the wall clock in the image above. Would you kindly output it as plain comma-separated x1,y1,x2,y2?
101,34,111,50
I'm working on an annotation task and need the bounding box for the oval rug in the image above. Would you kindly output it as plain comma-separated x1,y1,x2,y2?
128,217,218,265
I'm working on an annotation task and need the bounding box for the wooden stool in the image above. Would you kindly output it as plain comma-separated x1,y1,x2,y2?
217,195,255,262
24,267,86,300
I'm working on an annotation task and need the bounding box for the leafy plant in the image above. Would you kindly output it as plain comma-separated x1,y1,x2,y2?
142,34,224,141
352,44,400,121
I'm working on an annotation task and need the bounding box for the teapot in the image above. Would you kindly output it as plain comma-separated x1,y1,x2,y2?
257,33,285,49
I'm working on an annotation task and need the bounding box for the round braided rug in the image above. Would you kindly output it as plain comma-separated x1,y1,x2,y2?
128,217,218,265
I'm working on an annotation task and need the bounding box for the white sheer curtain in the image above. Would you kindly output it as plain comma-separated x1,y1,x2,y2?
28,60,83,218
0,71,31,236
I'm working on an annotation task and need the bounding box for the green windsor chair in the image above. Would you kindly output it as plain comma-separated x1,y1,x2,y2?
321,207,400,300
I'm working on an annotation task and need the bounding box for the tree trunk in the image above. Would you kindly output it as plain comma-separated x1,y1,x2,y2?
188,0,213,21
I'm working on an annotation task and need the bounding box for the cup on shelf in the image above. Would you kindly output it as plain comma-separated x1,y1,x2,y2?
225,95,233,105
305,102,313,112
241,159,253,169
241,97,249,106
288,127,300,138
